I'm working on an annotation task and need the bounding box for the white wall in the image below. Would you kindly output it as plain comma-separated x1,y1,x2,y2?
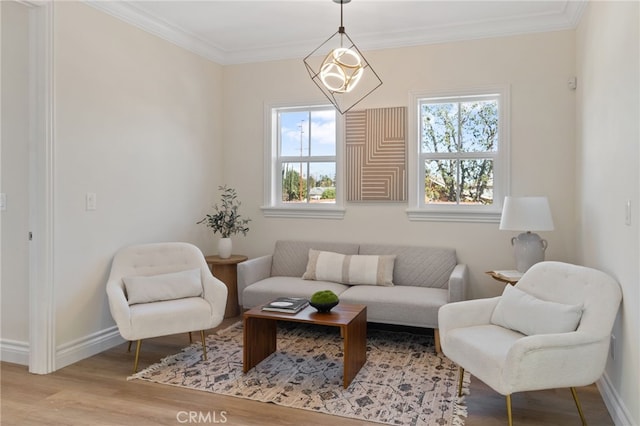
4,6,635,423
576,2,640,425
1,1,31,360
51,2,224,363
222,31,577,300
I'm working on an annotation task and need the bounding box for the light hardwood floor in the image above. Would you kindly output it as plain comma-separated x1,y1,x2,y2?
1,316,613,425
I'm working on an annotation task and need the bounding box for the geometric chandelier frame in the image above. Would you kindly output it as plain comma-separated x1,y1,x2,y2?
303,0,382,114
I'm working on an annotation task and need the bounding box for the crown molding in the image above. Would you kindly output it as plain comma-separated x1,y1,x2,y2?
84,1,587,66
85,1,228,64
355,1,588,52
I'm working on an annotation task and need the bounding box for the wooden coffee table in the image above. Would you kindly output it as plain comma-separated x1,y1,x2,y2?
243,303,367,388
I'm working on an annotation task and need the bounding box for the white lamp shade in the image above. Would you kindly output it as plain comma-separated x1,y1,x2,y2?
499,196,554,231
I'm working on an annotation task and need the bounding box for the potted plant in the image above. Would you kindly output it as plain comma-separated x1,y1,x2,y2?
309,290,339,313
197,185,250,258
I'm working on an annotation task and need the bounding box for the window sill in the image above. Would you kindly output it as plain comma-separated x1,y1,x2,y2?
261,205,346,220
406,208,501,223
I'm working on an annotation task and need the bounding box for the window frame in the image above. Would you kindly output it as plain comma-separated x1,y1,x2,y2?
262,101,345,219
406,85,510,223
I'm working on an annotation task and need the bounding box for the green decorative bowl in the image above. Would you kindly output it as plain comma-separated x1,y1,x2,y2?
309,300,339,313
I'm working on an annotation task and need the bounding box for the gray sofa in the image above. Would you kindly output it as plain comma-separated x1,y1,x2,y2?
238,240,469,352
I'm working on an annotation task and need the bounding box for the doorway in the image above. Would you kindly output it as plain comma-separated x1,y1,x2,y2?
1,0,55,374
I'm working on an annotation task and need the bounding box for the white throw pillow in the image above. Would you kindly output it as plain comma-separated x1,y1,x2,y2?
491,284,583,336
302,249,395,286
123,268,203,305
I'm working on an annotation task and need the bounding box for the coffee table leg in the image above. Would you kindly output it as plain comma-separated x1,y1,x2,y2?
243,316,276,373
342,307,367,388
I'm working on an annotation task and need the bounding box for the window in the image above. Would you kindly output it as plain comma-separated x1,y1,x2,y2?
263,102,345,218
407,86,509,222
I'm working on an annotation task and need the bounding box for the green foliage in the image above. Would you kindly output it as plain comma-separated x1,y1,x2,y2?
197,185,251,238
310,290,339,304
422,100,497,205
281,169,335,203
317,175,334,187
321,188,335,199
282,169,306,201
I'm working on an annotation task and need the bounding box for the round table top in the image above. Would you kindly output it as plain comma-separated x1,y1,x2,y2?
205,254,248,265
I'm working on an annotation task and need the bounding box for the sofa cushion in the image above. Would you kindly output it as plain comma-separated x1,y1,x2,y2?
442,324,524,389
129,297,212,339
302,249,396,286
358,244,456,288
491,284,583,335
123,268,202,305
271,240,360,277
242,276,350,308
339,285,448,328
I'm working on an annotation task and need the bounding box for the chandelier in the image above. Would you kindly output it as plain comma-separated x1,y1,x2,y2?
303,0,382,114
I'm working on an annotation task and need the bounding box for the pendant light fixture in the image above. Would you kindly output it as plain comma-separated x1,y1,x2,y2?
303,0,382,114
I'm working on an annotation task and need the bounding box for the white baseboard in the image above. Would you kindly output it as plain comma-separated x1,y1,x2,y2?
2,327,125,370
55,326,125,370
597,373,636,426
0,339,29,365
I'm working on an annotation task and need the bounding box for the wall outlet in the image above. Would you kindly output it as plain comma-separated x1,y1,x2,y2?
610,335,616,360
0,193,6,211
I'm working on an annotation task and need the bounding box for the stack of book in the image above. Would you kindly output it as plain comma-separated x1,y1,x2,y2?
262,297,309,313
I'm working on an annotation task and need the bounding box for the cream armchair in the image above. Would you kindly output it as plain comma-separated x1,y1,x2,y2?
439,261,622,425
106,242,228,372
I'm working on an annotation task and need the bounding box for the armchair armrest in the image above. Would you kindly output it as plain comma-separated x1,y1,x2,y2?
505,332,610,393
439,296,500,336
448,264,469,302
237,254,272,306
202,269,228,324
106,278,133,339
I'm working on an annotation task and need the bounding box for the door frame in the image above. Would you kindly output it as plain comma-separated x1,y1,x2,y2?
24,0,55,374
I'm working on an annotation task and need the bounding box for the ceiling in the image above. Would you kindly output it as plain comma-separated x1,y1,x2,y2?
87,0,587,65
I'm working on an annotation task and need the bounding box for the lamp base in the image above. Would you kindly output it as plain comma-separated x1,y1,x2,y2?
511,232,548,273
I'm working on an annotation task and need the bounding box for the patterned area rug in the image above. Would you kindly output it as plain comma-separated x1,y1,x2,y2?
129,322,469,425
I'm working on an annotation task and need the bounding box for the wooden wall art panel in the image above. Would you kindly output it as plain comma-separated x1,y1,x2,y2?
345,107,407,202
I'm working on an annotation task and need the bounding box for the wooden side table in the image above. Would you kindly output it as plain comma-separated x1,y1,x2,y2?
205,254,248,318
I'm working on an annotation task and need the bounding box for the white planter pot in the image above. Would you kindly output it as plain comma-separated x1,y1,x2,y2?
218,238,232,259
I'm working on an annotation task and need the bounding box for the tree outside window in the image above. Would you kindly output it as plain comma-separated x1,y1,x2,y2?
420,96,499,206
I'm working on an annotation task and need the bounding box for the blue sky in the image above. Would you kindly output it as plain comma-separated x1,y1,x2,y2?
280,109,336,181
280,110,336,157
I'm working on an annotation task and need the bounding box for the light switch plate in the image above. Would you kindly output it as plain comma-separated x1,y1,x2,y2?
625,200,631,226
86,192,97,211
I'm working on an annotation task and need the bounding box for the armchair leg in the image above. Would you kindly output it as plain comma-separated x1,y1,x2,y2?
434,328,441,354
127,341,132,352
200,330,207,361
189,331,193,343
133,340,142,373
570,387,587,425
506,394,513,426
457,367,464,397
